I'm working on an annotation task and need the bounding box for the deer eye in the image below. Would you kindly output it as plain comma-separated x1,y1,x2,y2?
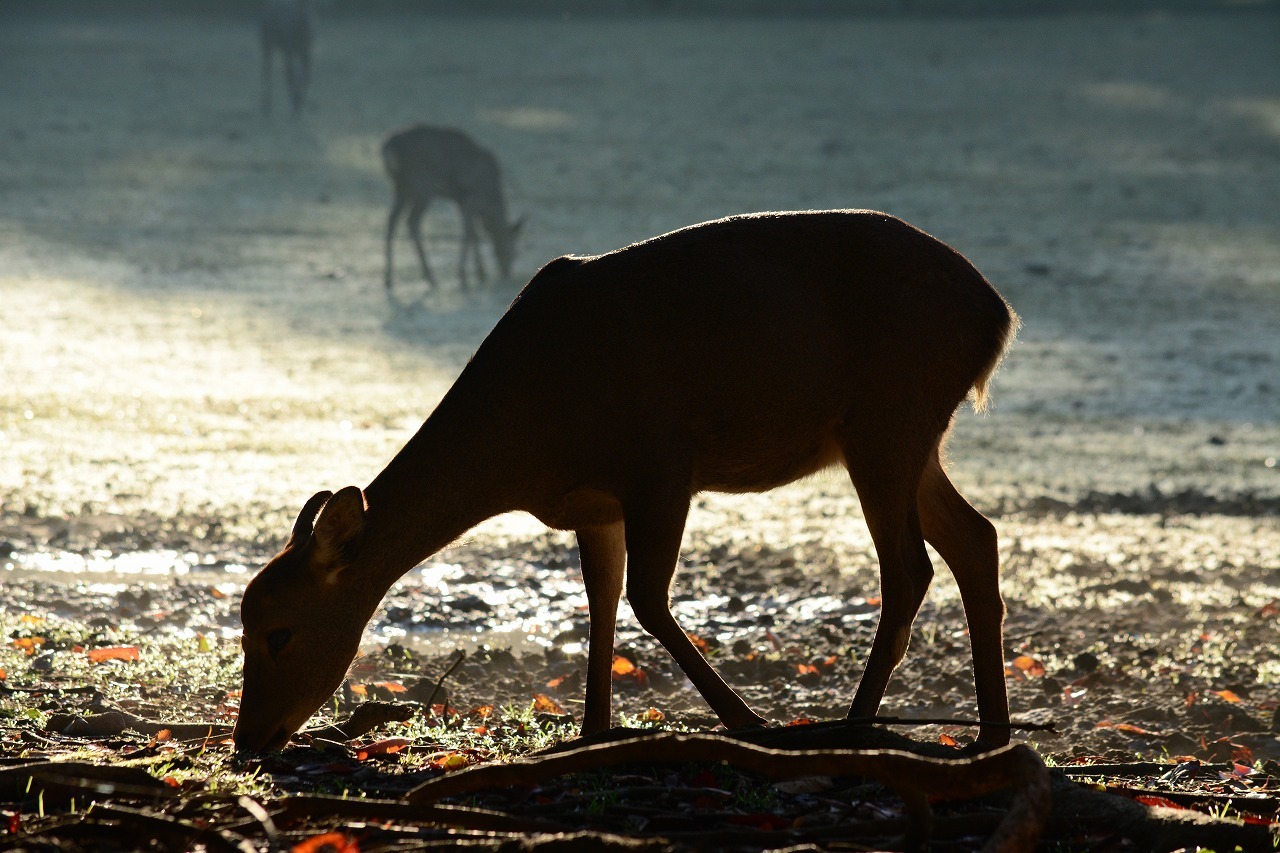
266,628,292,656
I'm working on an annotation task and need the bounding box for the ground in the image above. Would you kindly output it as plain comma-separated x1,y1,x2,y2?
1,5,1278,850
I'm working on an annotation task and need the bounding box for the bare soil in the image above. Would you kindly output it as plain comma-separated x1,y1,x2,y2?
1,6,1279,849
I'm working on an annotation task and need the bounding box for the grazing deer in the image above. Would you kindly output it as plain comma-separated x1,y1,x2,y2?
382,125,524,293
234,210,1018,753
260,0,313,116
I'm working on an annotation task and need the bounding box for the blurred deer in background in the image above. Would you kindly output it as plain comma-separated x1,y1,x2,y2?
260,0,313,116
382,125,525,293
233,210,1018,754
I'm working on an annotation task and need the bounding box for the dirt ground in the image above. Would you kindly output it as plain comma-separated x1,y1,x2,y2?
2,3,1279,781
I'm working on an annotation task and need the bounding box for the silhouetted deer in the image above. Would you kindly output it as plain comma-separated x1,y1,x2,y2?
260,0,313,116
382,125,524,293
233,211,1018,754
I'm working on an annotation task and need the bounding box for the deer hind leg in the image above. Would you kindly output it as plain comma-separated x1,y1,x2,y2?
260,45,273,115
406,201,438,289
839,420,938,723
623,478,766,729
577,522,626,734
917,443,1010,746
457,212,478,290
384,194,407,293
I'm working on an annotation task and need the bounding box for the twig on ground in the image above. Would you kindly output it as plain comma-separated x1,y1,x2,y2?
404,733,1050,853
424,649,466,722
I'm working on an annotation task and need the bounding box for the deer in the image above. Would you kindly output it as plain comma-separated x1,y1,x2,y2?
259,0,313,116
233,210,1019,754
381,125,525,294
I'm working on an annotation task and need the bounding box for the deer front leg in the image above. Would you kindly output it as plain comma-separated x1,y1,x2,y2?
578,523,626,734
622,481,765,729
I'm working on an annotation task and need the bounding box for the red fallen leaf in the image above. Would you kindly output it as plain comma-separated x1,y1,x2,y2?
1185,691,1198,708
427,703,458,718
1256,599,1280,619
1232,754,1255,773
292,831,360,853
356,737,412,760
0,668,5,681
785,717,814,727
156,729,172,743
9,811,21,834
531,693,567,715
471,704,495,718
370,681,407,694
1212,689,1244,704
939,733,959,747
686,631,709,652
88,646,140,663
546,674,569,688
865,596,882,606
472,726,489,735
162,776,181,788
820,655,837,668
795,663,819,676
1135,794,1185,810
689,770,717,787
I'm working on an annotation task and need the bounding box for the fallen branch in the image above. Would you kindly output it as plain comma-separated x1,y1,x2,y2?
404,733,1050,853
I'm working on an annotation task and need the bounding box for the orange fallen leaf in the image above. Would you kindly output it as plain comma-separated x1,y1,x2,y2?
88,646,140,663
12,637,45,655
371,681,407,694
357,737,412,760
0,668,6,681
795,663,819,676
611,655,637,675
1212,689,1244,704
1011,655,1046,678
292,832,360,853
546,674,569,688
685,631,709,652
637,707,665,723
429,751,469,771
1256,599,1280,619
531,693,566,715
939,733,959,747
471,704,494,719
349,684,368,696
1096,720,1162,737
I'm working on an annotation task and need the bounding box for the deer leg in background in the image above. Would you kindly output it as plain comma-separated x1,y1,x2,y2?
578,523,627,734
406,200,438,289
917,445,1010,746
384,194,407,293
260,45,273,115
623,477,766,729
458,210,478,290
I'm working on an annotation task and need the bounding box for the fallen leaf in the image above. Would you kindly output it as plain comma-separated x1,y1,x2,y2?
939,733,959,747
1255,599,1280,619
356,737,412,760
1011,655,1046,678
686,631,709,652
1135,794,1185,810
637,707,664,723
1096,720,1163,737
292,831,360,853
429,751,469,771
88,646,140,663
546,674,569,688
795,663,819,676
531,693,566,715
371,681,406,694
1212,689,1244,704
471,704,494,718
611,655,637,675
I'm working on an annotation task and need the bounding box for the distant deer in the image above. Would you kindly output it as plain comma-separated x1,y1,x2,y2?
233,210,1018,753
260,0,313,116
382,125,525,293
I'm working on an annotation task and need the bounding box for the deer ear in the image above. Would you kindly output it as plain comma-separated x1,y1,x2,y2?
288,490,333,549
311,486,367,568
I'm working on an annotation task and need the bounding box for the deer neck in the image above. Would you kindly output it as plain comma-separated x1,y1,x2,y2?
356,395,518,595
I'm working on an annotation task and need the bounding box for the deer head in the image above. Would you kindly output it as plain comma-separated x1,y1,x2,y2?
233,487,373,752
490,214,526,279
